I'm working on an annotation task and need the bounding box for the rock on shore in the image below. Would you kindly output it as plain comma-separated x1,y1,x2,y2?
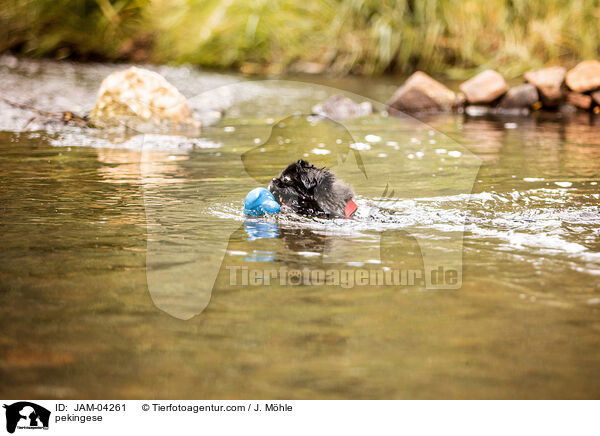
90,66,200,130
387,71,456,113
460,70,509,104
565,60,600,93
524,66,566,106
498,84,539,109
385,60,600,117
566,92,592,110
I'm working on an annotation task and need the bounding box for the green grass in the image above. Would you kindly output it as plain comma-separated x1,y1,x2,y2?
1,0,599,78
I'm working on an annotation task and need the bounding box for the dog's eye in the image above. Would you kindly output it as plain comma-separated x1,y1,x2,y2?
283,176,291,183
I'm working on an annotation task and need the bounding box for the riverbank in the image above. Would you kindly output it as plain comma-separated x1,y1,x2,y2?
2,53,600,136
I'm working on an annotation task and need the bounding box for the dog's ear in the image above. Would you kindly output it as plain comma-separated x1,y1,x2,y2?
299,171,318,191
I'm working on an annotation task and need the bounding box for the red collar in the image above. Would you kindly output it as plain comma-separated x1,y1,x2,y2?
344,199,358,218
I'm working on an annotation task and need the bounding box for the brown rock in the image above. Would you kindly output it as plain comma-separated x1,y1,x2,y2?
524,66,566,106
498,84,539,109
460,70,509,104
454,92,466,108
565,60,600,92
388,71,456,112
566,92,592,110
312,94,372,120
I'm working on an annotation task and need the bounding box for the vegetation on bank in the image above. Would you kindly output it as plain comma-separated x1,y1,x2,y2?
1,0,599,78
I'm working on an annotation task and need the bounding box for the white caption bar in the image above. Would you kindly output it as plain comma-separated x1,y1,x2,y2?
1,400,598,436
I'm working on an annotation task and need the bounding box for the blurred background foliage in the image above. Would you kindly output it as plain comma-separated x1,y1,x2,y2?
1,0,599,78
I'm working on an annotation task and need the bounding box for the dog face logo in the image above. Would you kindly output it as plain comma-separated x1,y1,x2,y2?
3,402,50,434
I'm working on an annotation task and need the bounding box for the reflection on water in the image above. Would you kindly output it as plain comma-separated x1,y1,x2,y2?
0,58,599,399
244,220,280,241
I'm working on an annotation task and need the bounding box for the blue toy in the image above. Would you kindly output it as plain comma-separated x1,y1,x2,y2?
244,187,281,216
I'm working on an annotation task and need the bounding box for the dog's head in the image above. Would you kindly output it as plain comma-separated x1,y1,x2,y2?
268,160,331,214
269,159,354,218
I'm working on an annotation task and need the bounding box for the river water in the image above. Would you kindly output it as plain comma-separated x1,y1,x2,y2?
0,56,599,399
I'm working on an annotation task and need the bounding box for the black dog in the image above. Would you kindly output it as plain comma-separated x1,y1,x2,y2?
268,160,357,218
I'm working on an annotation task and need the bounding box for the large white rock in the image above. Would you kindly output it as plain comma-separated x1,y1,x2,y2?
90,67,199,130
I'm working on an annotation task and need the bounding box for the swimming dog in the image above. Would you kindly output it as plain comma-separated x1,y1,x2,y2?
268,160,357,218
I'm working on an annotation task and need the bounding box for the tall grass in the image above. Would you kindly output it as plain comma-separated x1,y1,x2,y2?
0,0,149,60
1,0,599,77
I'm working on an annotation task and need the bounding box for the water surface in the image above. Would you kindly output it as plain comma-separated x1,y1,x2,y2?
0,56,599,399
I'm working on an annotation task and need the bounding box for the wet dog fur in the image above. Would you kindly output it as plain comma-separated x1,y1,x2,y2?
268,160,354,218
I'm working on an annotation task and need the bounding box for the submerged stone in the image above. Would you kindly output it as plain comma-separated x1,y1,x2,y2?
559,104,578,116
460,70,509,104
465,105,529,117
565,60,600,93
90,66,200,131
465,105,491,117
387,71,456,113
312,94,373,120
